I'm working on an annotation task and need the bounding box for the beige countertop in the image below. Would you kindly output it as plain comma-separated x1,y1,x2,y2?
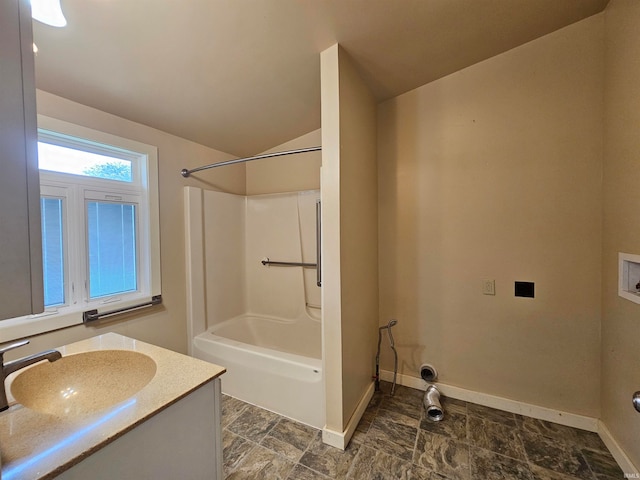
0,333,225,479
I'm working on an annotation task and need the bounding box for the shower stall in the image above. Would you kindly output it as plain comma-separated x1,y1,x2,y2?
183,46,379,447
184,187,324,428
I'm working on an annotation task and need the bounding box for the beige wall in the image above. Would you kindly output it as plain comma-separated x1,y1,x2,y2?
3,90,244,359
246,129,321,196
602,0,640,466
337,47,379,427
321,44,379,431
378,16,604,417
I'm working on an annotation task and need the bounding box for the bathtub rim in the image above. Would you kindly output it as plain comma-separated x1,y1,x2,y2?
212,311,318,327
194,328,323,371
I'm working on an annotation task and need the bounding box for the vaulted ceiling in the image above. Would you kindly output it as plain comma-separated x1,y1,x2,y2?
33,0,609,157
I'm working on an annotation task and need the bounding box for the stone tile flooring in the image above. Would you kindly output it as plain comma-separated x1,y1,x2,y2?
221,382,624,479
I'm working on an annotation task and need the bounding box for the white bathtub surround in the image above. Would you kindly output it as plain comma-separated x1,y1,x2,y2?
245,191,321,321
185,187,321,329
185,187,324,428
0,333,226,480
184,186,208,354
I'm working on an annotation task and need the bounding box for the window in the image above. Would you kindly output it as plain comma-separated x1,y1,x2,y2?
1,116,160,341
39,183,73,311
86,200,138,298
41,195,65,306
37,141,133,182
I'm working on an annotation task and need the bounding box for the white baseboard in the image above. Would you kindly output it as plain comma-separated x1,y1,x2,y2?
322,381,374,450
380,370,640,474
598,420,639,476
379,370,598,432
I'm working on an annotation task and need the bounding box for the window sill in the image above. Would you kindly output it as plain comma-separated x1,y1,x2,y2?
0,293,156,343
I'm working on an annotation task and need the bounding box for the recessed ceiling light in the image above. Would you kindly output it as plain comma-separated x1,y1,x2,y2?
31,0,67,27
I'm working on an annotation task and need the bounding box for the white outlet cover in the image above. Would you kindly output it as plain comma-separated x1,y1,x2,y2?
482,279,496,295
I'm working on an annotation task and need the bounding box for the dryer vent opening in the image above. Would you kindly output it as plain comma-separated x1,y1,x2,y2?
420,364,438,382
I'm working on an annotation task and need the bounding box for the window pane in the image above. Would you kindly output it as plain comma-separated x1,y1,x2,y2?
38,142,132,182
41,197,65,307
87,202,137,298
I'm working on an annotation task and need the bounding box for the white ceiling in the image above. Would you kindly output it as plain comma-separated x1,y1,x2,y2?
33,0,608,157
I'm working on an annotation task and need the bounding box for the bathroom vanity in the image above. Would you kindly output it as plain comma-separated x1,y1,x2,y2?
0,333,226,479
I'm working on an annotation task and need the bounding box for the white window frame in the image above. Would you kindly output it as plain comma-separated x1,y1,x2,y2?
83,189,143,301
0,116,161,342
40,184,73,310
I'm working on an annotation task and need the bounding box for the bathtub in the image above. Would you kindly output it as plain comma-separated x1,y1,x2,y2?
193,314,324,428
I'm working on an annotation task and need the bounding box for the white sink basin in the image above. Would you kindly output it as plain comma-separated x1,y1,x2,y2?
11,350,157,416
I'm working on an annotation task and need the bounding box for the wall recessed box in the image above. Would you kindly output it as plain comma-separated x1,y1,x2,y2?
618,252,640,304
515,281,535,298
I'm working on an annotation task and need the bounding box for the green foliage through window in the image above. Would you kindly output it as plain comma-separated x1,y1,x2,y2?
83,162,132,182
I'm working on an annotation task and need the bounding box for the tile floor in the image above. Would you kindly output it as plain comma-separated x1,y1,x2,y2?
221,382,624,479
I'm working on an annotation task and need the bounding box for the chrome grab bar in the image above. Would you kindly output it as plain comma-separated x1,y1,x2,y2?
258,199,322,286
83,295,162,323
261,258,316,268
316,200,322,287
633,391,640,413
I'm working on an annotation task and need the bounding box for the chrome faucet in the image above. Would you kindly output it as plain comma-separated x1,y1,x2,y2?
0,339,62,412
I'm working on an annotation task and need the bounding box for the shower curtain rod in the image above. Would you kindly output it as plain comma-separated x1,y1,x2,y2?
180,146,322,178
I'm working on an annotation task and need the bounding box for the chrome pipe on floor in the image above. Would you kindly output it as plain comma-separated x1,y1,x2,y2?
423,385,444,422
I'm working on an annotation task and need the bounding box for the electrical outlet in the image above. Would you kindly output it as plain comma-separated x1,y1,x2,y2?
482,279,495,295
